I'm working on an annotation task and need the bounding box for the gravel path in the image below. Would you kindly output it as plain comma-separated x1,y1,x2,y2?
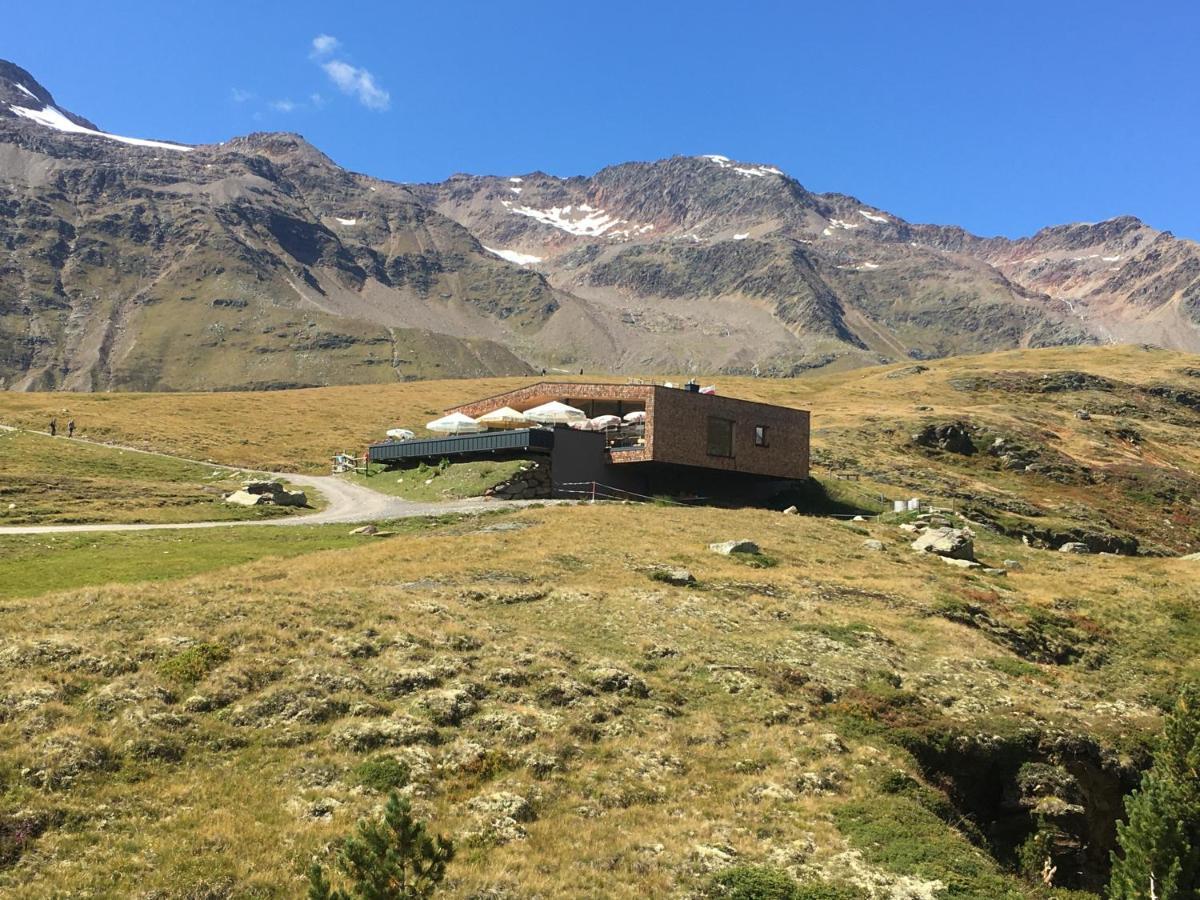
0,429,552,535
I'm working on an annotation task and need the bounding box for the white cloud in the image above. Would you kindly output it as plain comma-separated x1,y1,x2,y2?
310,92,326,108
320,59,390,111
231,88,254,103
271,99,298,113
311,34,340,57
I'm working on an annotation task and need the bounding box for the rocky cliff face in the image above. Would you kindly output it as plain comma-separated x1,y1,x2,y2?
2,60,1198,391
0,66,544,390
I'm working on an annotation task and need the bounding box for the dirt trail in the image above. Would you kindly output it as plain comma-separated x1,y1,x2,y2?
0,428,552,535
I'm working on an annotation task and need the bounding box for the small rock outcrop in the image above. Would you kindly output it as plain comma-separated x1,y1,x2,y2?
1059,542,1091,554
485,461,552,500
225,481,307,507
709,539,760,556
912,527,976,561
912,422,976,455
651,567,696,586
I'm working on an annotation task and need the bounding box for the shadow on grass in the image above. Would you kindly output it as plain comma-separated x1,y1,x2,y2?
772,477,887,517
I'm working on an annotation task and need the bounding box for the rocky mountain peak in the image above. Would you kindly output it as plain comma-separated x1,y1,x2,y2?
223,131,336,166
1,59,1199,391
0,58,190,152
0,59,98,130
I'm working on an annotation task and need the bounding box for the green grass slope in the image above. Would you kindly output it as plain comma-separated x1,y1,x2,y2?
0,429,307,525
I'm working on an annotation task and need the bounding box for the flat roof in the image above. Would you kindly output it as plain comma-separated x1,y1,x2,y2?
368,427,554,463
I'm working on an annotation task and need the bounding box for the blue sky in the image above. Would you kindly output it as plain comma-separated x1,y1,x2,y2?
5,1,1199,239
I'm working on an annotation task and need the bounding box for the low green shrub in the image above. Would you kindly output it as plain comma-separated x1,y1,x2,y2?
705,865,799,899
705,865,869,899
157,643,230,686
352,755,410,793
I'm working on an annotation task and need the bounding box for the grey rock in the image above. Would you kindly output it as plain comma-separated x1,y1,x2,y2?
1003,558,1023,570
224,489,267,507
709,539,760,555
782,505,798,515
941,556,983,569
862,539,885,551
912,527,975,561
242,481,282,495
982,567,1008,576
653,566,696,586
912,421,976,455
1059,542,1091,554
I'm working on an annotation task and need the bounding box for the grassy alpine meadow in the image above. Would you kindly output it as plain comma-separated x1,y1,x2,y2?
1,346,1200,897
350,458,530,502
0,498,1196,897
0,428,314,526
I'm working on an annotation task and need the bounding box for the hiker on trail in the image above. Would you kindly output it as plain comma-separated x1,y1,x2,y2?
67,419,75,438
48,418,56,437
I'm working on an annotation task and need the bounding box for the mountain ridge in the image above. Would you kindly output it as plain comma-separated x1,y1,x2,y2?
2,60,1199,391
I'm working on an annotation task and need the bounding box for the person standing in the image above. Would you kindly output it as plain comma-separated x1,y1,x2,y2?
48,418,56,437
67,419,76,438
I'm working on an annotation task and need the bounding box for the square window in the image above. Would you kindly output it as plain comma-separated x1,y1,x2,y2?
707,416,734,457
755,425,769,447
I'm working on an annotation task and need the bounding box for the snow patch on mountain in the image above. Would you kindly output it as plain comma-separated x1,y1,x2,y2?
700,154,784,178
509,203,638,237
859,210,888,224
609,223,655,239
823,218,862,236
484,246,543,266
15,83,36,99
335,217,357,226
8,103,192,152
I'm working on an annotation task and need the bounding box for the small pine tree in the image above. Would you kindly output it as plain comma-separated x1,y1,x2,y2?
1108,684,1200,899
308,793,454,900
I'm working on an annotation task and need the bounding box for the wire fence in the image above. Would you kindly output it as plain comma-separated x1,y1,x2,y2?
555,481,696,506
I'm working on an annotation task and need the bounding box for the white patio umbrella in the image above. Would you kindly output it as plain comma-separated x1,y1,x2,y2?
477,406,530,429
622,410,647,423
590,415,622,429
385,428,415,441
523,400,587,425
425,412,485,435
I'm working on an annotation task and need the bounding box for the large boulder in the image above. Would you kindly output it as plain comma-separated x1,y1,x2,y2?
226,483,306,508
709,539,760,556
224,489,267,507
912,527,975,561
273,489,307,507
912,422,976,455
243,481,283,495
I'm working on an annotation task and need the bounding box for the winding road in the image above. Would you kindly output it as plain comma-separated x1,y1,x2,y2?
0,427,553,535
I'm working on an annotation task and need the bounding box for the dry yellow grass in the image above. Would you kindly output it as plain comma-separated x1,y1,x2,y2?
0,345,1193,474
1,499,1194,897
3,345,1200,897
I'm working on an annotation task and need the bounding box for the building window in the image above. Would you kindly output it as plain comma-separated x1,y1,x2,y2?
755,425,769,447
707,416,734,457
